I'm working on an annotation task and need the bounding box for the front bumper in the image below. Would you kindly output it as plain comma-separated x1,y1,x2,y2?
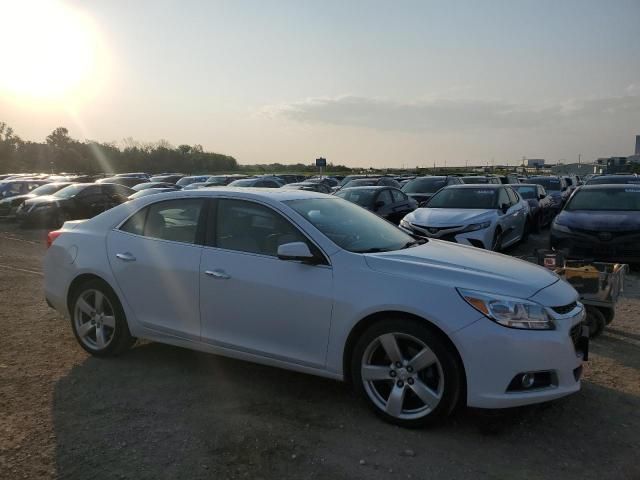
452,307,586,408
551,229,640,263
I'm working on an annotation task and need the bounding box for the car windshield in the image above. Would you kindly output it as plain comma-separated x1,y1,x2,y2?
53,184,86,198
565,188,640,211
514,186,537,199
228,179,256,187
286,198,416,253
176,177,203,186
530,178,561,191
28,183,65,195
402,178,446,194
335,188,376,207
587,176,640,185
460,177,488,184
344,179,378,188
427,188,498,209
206,176,229,185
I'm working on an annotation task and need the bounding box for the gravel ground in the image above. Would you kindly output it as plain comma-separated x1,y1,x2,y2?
0,224,638,480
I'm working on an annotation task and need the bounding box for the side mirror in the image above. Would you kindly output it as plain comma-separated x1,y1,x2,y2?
500,203,509,214
277,242,316,263
539,194,546,200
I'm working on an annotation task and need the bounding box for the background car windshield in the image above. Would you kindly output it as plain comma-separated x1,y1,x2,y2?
514,186,537,199
286,198,414,253
461,177,488,184
565,188,640,211
587,176,640,185
206,176,227,185
229,179,256,187
427,188,498,209
403,178,446,193
30,183,67,195
344,179,378,188
531,178,561,191
53,184,86,198
335,189,376,207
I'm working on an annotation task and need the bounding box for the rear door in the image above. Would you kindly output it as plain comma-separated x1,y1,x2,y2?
199,198,333,367
107,198,206,339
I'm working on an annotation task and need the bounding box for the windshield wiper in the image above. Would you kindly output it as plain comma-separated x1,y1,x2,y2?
402,238,427,249
353,247,391,253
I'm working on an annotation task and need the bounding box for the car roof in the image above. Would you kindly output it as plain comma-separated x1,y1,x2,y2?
579,184,640,190
338,186,391,191
444,184,503,189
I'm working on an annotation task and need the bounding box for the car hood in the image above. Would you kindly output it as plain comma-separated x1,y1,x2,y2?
364,240,560,299
557,210,640,232
0,194,34,205
405,208,495,227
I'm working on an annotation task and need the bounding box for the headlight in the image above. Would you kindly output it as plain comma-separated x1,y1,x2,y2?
461,221,491,233
457,288,555,330
400,219,411,229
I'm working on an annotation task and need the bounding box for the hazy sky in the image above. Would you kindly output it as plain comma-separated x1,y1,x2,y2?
1,0,639,167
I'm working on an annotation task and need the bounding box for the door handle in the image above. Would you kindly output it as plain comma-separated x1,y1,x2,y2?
205,269,231,280
116,252,136,262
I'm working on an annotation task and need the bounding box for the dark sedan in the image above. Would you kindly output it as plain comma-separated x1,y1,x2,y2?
0,182,72,219
97,176,149,188
550,185,640,264
512,184,555,232
401,175,462,205
17,183,133,228
585,174,640,185
527,176,571,214
335,186,417,224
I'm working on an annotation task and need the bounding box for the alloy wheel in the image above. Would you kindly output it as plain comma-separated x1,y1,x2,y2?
74,289,116,350
361,332,444,420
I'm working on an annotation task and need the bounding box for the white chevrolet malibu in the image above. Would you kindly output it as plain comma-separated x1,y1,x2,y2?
44,188,588,427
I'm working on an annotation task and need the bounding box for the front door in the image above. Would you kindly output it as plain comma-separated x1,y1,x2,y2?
199,198,334,368
107,198,205,339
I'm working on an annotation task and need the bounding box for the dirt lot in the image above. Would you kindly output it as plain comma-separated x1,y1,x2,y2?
0,225,638,480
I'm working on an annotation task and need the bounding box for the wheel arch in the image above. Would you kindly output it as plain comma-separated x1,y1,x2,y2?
66,273,118,315
342,310,467,394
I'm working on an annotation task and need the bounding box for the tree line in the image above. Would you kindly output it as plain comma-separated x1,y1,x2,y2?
0,122,355,175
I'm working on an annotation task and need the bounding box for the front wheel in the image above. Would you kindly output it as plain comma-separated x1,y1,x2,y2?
351,318,464,428
491,228,503,252
70,279,135,357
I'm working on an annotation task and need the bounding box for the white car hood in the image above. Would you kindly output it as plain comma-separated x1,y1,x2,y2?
364,240,560,300
406,208,495,226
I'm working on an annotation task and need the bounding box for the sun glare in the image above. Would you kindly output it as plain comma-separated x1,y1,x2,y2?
0,0,105,102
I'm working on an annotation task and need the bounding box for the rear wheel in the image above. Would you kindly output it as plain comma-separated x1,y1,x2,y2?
351,318,463,428
70,279,135,356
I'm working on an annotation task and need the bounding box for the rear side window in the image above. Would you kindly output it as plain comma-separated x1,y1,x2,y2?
120,199,204,244
390,189,406,202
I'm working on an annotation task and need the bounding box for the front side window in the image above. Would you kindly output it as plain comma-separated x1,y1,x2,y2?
215,199,307,256
498,189,511,207
390,189,406,202
120,199,203,244
506,188,518,205
375,190,393,207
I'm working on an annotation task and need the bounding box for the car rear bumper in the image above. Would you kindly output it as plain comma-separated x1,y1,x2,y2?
452,308,586,408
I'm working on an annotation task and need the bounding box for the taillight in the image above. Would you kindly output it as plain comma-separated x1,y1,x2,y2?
47,230,63,248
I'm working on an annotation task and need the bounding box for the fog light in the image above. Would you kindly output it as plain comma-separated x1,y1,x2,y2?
521,373,535,389
506,371,556,392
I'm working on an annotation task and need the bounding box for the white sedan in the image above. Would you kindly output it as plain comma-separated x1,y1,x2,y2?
44,188,587,428
400,184,530,251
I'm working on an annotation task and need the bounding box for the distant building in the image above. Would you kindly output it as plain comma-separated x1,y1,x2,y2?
551,163,595,176
527,159,545,168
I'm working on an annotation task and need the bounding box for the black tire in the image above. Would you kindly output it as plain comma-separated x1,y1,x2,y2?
69,279,135,357
584,306,606,338
597,307,615,325
351,318,464,428
51,209,68,229
533,213,543,233
491,228,503,252
521,218,530,242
